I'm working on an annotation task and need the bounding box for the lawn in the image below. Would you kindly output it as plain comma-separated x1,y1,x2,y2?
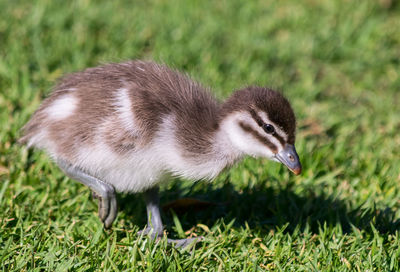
1,0,400,270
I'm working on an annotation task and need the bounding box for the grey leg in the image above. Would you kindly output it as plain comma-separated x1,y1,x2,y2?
57,160,117,229
140,187,203,248
141,187,164,237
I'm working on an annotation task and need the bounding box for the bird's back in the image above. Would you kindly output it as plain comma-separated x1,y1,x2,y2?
20,61,219,163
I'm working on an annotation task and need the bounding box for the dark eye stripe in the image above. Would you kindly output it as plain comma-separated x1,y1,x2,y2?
239,121,278,153
249,109,264,126
273,132,285,145
249,109,285,146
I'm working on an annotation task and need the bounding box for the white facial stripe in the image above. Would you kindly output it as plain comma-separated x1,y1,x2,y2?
220,112,277,159
257,111,288,142
239,112,287,150
45,94,78,121
252,122,282,150
244,113,282,149
241,111,284,150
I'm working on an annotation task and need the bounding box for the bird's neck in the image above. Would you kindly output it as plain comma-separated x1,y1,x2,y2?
158,113,242,181
170,98,247,177
192,114,244,171
212,124,244,167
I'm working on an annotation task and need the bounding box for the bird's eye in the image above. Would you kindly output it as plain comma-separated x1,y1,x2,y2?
263,124,275,134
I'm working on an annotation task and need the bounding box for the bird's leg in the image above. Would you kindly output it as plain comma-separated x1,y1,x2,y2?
57,160,117,229
139,186,164,237
139,187,203,248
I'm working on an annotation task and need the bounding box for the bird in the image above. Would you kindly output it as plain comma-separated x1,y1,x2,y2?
19,60,301,247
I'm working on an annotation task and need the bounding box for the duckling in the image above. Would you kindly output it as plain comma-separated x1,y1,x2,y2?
20,60,301,247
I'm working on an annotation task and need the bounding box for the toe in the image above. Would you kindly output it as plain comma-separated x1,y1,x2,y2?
98,197,109,222
103,196,117,229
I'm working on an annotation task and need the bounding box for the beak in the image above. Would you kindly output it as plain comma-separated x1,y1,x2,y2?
275,144,302,175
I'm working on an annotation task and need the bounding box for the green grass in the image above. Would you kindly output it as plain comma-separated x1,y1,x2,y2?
1,0,400,270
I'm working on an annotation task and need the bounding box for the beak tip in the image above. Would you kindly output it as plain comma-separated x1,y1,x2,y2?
275,144,302,176
291,167,302,175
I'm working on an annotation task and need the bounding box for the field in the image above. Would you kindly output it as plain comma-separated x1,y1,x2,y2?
1,0,400,270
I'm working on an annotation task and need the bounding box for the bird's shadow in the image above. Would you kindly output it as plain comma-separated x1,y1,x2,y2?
117,177,400,237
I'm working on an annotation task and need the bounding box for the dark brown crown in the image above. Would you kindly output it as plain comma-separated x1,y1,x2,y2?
220,87,297,144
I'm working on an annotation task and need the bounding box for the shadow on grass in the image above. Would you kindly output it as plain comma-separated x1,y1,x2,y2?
117,178,400,236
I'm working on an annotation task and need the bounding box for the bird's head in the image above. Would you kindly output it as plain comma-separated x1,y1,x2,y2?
220,86,301,175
